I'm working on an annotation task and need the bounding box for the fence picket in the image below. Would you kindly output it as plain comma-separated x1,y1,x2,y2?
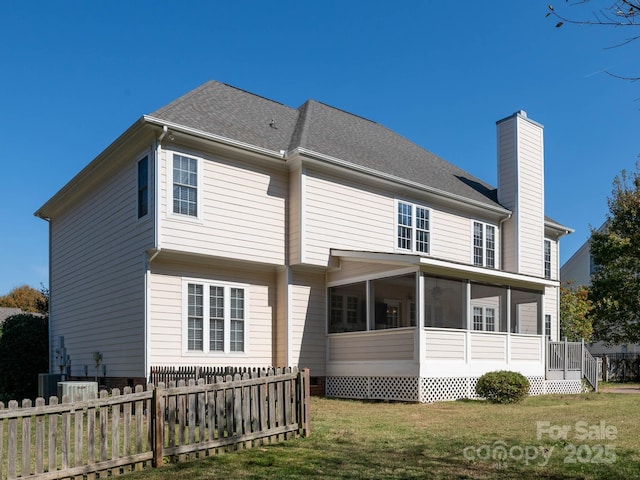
99,390,108,462
48,396,58,474
8,400,17,480
61,395,70,470
86,390,96,480
0,367,309,479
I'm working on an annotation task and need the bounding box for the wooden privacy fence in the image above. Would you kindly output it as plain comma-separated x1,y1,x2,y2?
0,367,310,479
149,365,265,386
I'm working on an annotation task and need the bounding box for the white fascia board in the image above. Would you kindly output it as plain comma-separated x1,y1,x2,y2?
291,147,511,218
545,219,574,237
419,256,559,290
331,250,558,290
143,115,286,161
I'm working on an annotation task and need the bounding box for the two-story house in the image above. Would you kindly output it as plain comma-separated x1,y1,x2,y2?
561,224,640,357
35,80,578,402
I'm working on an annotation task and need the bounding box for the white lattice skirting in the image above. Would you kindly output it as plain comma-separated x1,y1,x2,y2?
326,376,583,403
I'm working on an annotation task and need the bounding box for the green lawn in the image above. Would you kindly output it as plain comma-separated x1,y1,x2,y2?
126,392,640,479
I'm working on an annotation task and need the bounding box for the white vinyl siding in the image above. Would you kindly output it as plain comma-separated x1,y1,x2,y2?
290,270,327,376
425,329,466,360
518,118,545,276
148,259,273,367
303,169,392,264
497,117,518,272
160,148,287,265
303,168,483,267
327,329,415,362
497,114,544,276
49,152,154,379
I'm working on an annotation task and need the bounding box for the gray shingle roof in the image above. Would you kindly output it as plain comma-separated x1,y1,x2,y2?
150,80,504,210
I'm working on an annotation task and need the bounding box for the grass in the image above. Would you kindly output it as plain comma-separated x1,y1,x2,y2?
121,392,640,480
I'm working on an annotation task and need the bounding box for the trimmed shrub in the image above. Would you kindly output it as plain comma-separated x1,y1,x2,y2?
475,370,530,404
0,314,48,402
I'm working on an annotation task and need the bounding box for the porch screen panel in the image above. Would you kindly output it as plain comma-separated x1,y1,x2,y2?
470,283,507,332
371,274,416,330
423,276,466,329
510,288,542,335
328,282,366,333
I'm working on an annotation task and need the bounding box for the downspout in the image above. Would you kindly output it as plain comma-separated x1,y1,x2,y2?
498,213,512,271
144,125,167,382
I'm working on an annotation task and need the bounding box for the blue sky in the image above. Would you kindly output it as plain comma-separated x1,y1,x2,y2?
1,1,638,295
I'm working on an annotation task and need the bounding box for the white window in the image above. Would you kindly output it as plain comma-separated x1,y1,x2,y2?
473,221,496,268
472,306,496,332
396,200,430,253
545,314,552,338
183,280,247,353
544,239,552,279
173,153,198,217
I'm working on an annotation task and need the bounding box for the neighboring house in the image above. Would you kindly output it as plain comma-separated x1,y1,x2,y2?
0,307,25,325
35,80,577,402
560,224,640,356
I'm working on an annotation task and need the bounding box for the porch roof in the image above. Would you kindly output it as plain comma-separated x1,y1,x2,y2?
330,250,559,291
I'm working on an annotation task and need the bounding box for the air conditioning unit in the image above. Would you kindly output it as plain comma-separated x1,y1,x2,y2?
38,373,63,400
57,381,98,402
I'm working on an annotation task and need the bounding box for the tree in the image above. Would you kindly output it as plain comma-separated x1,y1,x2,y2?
588,164,640,344
0,285,47,313
560,283,593,341
547,1,640,80
0,314,48,402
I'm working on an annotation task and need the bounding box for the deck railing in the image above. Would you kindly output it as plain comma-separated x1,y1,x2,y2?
546,339,598,391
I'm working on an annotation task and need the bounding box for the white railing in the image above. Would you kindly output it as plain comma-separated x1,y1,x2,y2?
546,338,598,391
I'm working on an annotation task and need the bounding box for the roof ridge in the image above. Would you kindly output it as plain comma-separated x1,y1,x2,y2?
315,100,378,124
219,82,289,108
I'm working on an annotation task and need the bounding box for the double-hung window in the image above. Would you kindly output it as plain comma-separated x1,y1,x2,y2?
173,154,198,217
545,314,552,338
184,280,247,353
544,239,552,279
472,306,496,332
396,200,430,253
473,221,496,268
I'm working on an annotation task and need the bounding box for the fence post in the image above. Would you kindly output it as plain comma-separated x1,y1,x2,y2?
563,337,568,380
152,385,163,468
581,339,585,378
300,368,310,437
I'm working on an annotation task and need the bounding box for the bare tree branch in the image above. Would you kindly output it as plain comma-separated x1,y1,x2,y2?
548,1,640,81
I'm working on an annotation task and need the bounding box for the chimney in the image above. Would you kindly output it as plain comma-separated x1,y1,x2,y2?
496,111,545,276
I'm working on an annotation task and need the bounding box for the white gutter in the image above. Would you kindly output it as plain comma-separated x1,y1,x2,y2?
292,147,512,217
143,115,287,160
